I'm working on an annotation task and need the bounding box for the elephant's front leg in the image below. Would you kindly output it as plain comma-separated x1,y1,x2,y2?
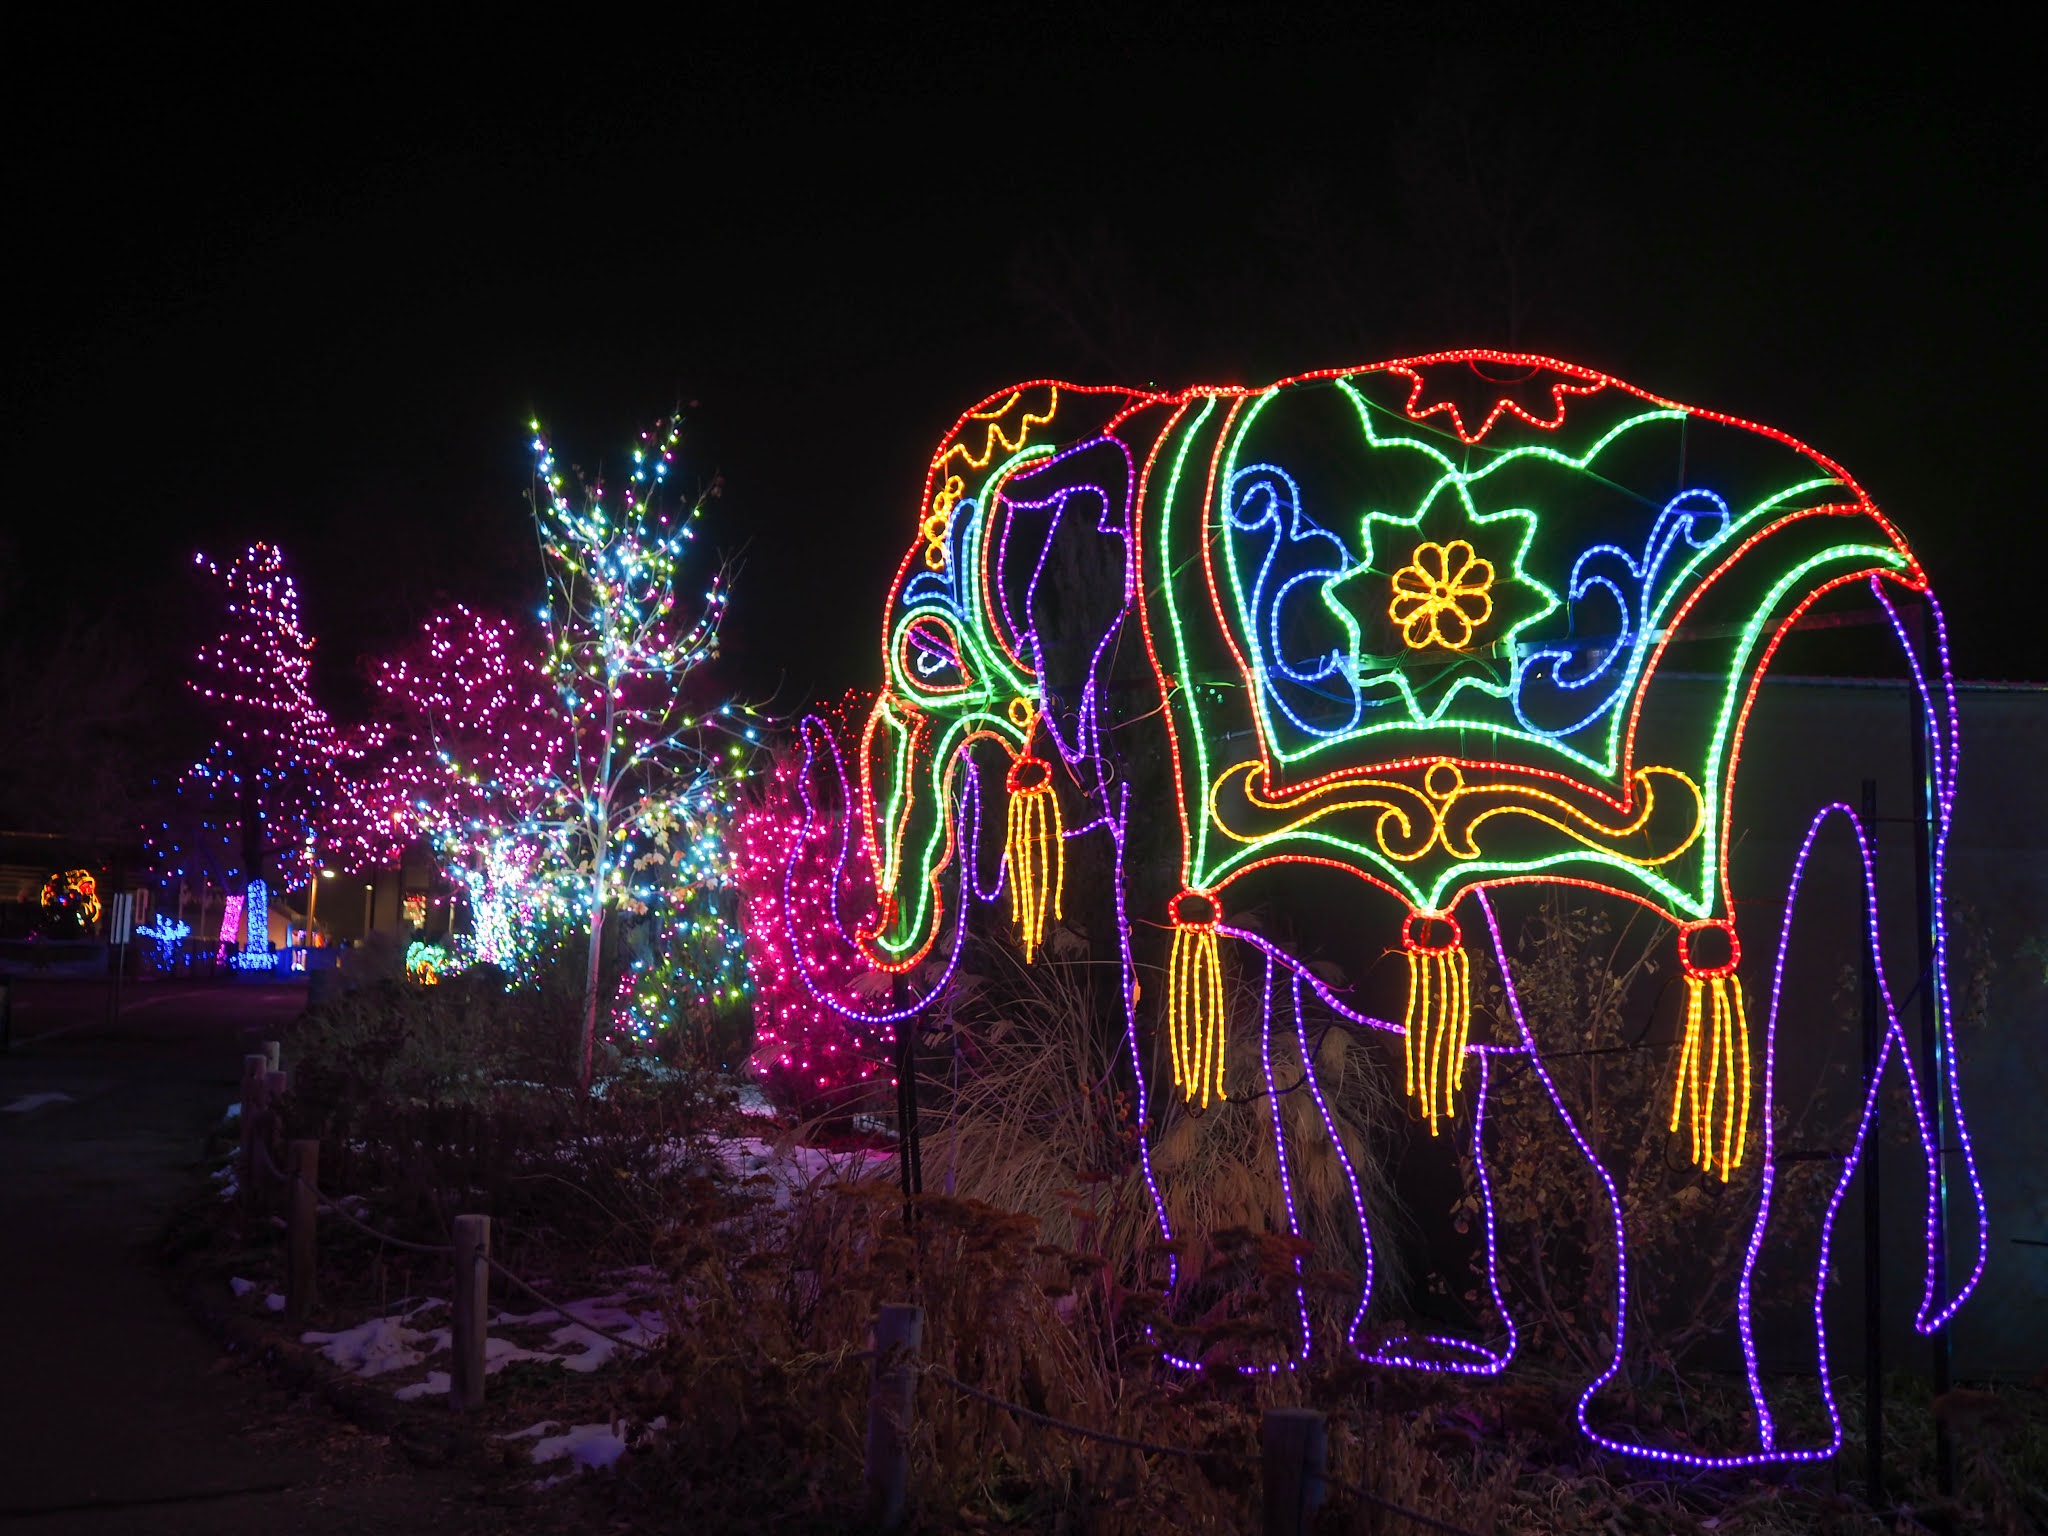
1365,1046,1519,1375
1132,931,1395,1373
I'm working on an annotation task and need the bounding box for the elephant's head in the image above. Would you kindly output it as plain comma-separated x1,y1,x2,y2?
855,383,1162,972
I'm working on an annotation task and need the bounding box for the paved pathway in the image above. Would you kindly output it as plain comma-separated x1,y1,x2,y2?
0,979,567,1534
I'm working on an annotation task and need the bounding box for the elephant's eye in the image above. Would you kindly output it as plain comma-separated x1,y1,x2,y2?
899,614,973,695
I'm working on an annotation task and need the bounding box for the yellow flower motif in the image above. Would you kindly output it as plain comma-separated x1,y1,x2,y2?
1389,539,1495,649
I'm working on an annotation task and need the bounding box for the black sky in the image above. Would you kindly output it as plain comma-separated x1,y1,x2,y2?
6,13,2043,726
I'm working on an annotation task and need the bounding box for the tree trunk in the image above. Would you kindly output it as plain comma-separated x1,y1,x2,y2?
580,897,606,1094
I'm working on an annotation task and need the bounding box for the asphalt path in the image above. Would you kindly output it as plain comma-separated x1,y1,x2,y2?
0,979,540,1533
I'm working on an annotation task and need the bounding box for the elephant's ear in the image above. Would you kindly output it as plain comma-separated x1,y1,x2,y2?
986,434,1140,677
896,613,976,698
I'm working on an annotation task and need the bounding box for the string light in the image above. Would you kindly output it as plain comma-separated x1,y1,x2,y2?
732,692,893,1109
38,870,101,935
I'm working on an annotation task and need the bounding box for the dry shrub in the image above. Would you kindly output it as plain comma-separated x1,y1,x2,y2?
918,927,1405,1369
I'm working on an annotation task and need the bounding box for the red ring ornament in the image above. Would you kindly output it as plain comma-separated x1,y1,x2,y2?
1006,755,1052,794
1401,909,1463,953
1678,919,1741,979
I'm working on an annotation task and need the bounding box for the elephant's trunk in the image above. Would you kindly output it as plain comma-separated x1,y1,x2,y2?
854,692,959,974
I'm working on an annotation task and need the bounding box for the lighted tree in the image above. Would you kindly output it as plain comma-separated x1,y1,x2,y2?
327,604,561,871
608,795,753,1053
526,413,765,1091
148,544,341,894
733,692,888,1113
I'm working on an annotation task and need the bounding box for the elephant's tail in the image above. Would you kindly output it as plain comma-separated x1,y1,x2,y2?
1672,921,1752,1180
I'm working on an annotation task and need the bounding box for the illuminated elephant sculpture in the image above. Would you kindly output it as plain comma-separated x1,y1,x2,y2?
801,352,1987,1466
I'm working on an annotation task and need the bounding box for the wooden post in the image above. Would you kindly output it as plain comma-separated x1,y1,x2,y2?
262,1070,288,1192
263,1039,282,1073
865,1303,923,1529
287,1139,319,1322
451,1214,490,1411
1261,1407,1327,1536
239,1054,269,1214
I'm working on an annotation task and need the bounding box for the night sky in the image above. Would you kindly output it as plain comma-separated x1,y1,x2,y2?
7,14,2042,733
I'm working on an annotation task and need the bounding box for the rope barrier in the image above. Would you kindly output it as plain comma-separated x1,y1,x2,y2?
1318,1473,1492,1536
250,1132,660,1363
926,1365,1232,1462
924,1366,1488,1536
250,1137,455,1256
241,1106,1485,1534
484,1255,659,1357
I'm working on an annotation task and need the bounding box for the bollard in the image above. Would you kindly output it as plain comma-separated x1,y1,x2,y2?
451,1215,491,1411
865,1303,923,1529
287,1140,319,1322
239,1055,269,1214
1261,1408,1327,1536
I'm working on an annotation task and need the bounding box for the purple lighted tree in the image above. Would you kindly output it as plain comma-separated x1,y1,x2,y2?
148,543,341,896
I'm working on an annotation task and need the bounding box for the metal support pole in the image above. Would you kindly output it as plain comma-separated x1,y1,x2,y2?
891,977,923,1228
1860,779,1883,1507
1906,599,1953,1495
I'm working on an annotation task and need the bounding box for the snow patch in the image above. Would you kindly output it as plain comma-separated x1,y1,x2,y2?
300,1315,452,1378
522,1415,669,1483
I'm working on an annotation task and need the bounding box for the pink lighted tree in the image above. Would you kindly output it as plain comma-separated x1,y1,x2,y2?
326,604,561,876
733,692,889,1115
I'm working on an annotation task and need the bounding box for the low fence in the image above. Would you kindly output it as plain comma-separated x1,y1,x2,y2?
235,1051,1488,1536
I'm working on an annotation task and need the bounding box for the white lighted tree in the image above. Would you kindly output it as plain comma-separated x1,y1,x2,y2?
527,413,765,1090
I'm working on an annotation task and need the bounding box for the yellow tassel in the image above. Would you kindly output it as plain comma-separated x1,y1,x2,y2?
1671,971,1751,1179
1402,931,1470,1135
1167,897,1225,1107
1004,758,1063,963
